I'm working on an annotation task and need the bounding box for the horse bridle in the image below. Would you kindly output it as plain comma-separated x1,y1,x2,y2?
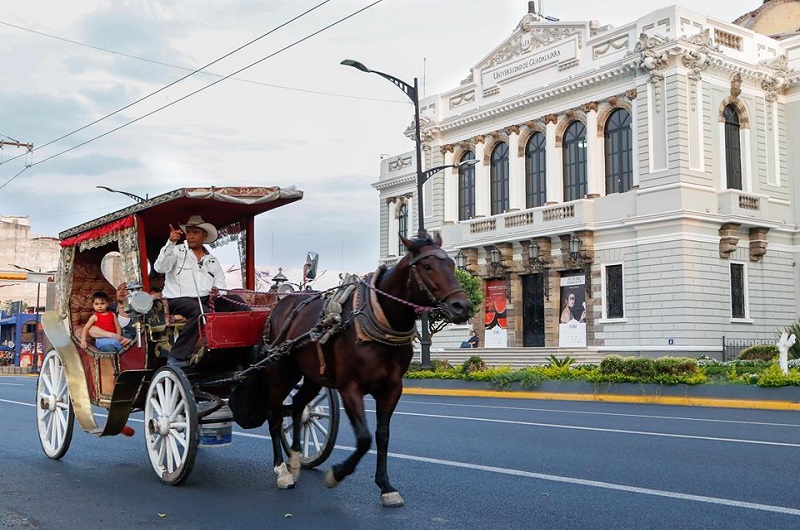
407,247,465,307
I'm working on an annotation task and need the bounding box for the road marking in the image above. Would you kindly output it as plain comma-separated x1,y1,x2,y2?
387,410,800,448
399,399,800,428
385,452,800,517
403,387,800,411
0,382,24,386
2,396,798,516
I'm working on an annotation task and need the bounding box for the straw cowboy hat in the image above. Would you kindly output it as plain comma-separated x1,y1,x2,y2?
180,215,218,244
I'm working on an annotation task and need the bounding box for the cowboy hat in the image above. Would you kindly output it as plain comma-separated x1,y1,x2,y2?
180,215,218,244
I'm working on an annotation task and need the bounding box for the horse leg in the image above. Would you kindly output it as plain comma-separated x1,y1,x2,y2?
326,384,371,488
287,380,323,482
265,378,295,490
373,387,405,507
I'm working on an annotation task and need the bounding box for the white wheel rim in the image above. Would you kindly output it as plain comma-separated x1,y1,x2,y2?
282,389,333,459
144,370,193,477
36,351,72,458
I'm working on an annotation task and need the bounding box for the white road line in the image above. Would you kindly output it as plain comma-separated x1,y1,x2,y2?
3,397,798,516
399,399,800,428
387,410,800,448
0,382,24,386
385,452,800,517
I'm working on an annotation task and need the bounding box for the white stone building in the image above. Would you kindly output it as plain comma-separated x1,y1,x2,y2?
372,1,800,359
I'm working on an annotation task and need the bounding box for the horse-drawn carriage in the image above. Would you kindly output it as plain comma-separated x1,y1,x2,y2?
37,184,471,506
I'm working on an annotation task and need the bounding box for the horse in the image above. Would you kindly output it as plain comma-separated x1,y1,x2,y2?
262,231,471,507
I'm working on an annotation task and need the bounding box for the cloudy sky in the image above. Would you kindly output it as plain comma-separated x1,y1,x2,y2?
0,0,758,275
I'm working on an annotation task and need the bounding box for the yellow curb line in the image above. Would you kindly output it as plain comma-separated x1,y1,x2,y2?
403,387,800,411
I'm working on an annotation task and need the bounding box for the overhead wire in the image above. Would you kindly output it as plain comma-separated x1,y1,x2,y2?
0,0,388,192
0,0,332,168
0,19,404,105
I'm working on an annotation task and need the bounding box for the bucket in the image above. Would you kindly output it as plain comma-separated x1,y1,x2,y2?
199,404,233,447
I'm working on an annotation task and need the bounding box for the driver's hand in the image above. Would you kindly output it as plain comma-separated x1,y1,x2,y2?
168,224,183,243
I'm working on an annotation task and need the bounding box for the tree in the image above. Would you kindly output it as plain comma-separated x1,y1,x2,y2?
428,268,483,337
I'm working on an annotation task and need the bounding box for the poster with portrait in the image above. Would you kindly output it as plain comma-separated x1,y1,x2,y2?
484,279,508,348
558,274,586,347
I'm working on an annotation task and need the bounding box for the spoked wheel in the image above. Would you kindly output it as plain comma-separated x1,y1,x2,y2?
144,367,198,486
36,349,75,459
280,385,340,468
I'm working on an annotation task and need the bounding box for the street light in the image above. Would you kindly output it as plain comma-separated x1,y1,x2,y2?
97,186,146,203
341,59,478,369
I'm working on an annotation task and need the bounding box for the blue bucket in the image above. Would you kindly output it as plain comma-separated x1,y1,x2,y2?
199,404,232,446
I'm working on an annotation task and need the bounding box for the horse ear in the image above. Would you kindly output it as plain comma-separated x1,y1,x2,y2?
433,233,442,247
400,234,413,251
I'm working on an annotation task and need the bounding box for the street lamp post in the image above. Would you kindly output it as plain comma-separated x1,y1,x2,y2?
96,186,147,203
341,59,478,369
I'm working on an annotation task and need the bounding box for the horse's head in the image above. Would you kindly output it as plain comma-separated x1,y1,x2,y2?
399,231,472,324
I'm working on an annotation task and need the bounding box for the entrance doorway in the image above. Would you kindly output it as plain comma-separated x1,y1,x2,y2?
522,274,545,347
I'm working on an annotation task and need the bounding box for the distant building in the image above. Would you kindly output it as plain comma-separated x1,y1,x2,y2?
373,1,800,358
0,215,59,308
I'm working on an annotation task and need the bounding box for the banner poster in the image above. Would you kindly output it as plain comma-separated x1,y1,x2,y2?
484,279,508,348
558,274,587,348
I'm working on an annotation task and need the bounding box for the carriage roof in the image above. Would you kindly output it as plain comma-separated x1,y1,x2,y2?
58,186,303,242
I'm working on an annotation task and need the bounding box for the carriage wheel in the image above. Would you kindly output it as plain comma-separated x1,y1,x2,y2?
144,367,198,486
280,386,340,468
36,349,75,460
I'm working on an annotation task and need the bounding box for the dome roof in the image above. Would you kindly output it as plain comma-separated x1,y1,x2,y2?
734,0,800,39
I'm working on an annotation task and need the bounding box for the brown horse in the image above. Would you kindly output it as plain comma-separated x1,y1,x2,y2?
262,232,471,507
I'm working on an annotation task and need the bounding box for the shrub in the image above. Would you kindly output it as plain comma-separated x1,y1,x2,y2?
460,355,487,374
756,364,800,387
430,359,454,371
547,355,575,368
599,355,626,374
738,344,778,361
781,321,800,359
654,357,698,376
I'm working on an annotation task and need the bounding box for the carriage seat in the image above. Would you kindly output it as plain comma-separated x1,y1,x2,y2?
69,262,134,356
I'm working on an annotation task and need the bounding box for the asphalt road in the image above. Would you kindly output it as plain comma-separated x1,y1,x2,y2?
2,374,800,529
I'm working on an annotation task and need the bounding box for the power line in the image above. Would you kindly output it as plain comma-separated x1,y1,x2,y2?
0,0,332,168
0,0,387,192
0,19,404,105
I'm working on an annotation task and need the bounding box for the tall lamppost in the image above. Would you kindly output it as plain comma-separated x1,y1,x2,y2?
341,58,477,369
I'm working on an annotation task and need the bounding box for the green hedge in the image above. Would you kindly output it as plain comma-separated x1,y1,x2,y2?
406,355,800,387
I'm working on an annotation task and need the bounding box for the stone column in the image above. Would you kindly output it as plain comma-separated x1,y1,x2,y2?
506,126,525,211
544,114,561,204
441,145,457,223
583,102,602,198
473,135,490,217
386,197,398,257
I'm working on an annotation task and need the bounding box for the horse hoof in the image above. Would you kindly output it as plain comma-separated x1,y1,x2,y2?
325,468,339,488
274,462,296,490
380,492,405,508
289,451,301,482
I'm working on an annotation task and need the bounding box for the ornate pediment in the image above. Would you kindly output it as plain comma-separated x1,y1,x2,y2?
478,23,585,71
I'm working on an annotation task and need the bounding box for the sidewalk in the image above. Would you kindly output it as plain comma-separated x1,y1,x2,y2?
402,379,800,411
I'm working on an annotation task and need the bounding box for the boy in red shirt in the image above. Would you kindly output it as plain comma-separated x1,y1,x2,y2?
80,291,129,352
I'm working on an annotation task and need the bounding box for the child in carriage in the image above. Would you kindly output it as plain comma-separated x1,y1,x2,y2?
80,291,130,352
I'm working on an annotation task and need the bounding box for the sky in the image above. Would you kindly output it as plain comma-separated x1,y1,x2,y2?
0,0,760,276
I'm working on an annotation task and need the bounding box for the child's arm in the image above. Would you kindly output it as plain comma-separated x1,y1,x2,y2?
80,315,97,349
112,314,129,344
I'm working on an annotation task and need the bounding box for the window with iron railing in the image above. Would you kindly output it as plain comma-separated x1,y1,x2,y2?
730,262,746,319
605,264,624,319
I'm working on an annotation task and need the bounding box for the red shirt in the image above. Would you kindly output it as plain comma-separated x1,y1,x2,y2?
94,311,116,334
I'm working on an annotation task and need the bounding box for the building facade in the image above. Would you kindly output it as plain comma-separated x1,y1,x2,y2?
373,1,800,358
0,215,59,308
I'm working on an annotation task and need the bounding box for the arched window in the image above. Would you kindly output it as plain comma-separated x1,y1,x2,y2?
562,121,587,202
525,132,547,208
397,203,408,256
458,151,476,220
724,104,742,190
490,142,509,215
604,109,633,194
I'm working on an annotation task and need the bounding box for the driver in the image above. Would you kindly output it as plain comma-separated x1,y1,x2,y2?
154,215,238,368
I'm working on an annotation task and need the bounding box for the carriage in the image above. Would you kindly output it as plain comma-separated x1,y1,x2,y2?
36,186,340,485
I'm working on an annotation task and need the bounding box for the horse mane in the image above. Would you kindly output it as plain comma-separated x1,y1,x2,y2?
403,230,437,254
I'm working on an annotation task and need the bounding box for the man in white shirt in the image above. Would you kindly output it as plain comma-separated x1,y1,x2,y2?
154,215,231,367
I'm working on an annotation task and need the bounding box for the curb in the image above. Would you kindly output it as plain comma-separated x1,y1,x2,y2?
403,384,800,411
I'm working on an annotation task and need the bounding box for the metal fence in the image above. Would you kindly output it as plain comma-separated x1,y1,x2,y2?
721,336,768,362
